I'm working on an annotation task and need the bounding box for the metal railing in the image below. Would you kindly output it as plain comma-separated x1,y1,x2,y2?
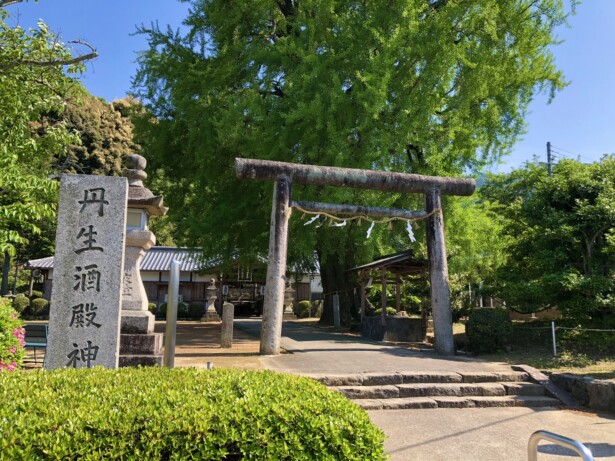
528,430,594,461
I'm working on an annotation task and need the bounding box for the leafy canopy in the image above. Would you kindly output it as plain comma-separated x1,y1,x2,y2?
482,157,615,325
0,6,91,257
133,0,572,315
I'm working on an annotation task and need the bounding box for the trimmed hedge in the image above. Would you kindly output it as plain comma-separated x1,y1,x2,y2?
28,298,49,317
466,308,513,354
188,303,203,320
0,368,385,460
28,290,43,300
297,300,311,318
11,295,29,314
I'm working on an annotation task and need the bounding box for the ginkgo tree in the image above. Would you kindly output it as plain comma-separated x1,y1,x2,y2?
133,0,573,323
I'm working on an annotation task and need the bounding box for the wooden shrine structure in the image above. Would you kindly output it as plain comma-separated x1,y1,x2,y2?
347,250,425,318
235,158,475,356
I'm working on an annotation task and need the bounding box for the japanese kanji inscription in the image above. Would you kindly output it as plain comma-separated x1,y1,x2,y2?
44,175,127,370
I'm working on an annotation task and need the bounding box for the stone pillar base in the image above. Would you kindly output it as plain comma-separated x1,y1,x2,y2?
201,311,221,322
283,312,297,320
119,310,162,367
121,310,155,334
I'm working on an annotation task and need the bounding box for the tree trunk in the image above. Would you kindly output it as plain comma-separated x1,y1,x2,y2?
1,252,10,296
317,250,359,326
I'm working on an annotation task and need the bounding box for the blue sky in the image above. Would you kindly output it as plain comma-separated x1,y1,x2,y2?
7,1,614,173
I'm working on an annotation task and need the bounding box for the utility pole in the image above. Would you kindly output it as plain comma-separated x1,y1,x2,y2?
547,141,552,176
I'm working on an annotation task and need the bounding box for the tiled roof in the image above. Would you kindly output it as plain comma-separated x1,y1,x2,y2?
25,256,54,269
139,247,210,272
27,247,216,272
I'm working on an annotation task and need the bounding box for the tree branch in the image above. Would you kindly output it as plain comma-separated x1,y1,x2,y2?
0,0,23,7
0,41,98,71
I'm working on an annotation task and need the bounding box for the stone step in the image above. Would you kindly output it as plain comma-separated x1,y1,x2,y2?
307,371,530,387
336,381,545,400
355,395,561,410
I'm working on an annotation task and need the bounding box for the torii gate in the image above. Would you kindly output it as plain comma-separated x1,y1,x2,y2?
235,158,475,356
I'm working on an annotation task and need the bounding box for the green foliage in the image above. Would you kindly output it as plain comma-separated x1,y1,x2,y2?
158,302,167,319
446,196,510,313
178,302,189,318
28,298,48,317
54,93,142,176
188,303,204,320
11,295,29,314
482,158,615,325
148,303,157,315
28,290,43,300
373,307,398,316
297,300,312,318
133,0,572,324
0,8,87,258
0,368,385,459
465,308,513,354
0,298,25,371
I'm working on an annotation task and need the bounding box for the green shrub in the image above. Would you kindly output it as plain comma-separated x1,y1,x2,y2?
312,300,323,317
148,303,157,315
0,298,25,371
0,368,385,460
297,300,311,318
188,303,203,319
28,290,43,300
466,308,513,354
373,307,398,316
11,295,29,314
178,302,189,318
28,298,49,317
158,302,190,319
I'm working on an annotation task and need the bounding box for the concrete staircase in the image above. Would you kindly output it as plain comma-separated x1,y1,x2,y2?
307,371,562,410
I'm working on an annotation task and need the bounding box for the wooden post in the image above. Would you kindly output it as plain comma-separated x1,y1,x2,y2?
360,271,366,321
395,276,401,313
260,176,292,355
381,271,387,326
426,188,455,355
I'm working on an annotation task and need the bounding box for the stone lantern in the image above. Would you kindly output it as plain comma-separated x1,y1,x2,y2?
119,154,168,366
283,283,296,319
201,278,220,321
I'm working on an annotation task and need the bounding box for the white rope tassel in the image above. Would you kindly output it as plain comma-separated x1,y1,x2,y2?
304,214,320,226
406,221,416,243
366,221,375,239
333,220,347,227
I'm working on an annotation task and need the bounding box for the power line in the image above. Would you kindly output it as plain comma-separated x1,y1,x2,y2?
550,144,596,164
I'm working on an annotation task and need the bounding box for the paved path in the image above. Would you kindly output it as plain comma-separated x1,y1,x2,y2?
236,319,514,374
369,407,615,461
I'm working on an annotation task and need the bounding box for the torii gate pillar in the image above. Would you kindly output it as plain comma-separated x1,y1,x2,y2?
260,176,292,355
425,188,455,355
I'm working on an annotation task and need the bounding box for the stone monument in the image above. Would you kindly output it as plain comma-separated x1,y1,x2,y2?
44,175,127,369
201,278,220,321
283,283,297,319
118,154,168,367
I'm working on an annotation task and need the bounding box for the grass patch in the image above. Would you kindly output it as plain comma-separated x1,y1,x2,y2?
456,320,615,379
